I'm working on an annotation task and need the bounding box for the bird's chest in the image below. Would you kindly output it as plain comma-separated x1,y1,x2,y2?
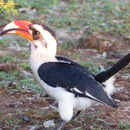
29,55,47,90
29,60,54,97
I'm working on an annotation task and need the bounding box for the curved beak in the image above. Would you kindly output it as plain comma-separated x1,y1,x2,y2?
0,20,33,41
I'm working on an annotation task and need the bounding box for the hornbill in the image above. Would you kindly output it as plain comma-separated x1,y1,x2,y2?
1,20,130,129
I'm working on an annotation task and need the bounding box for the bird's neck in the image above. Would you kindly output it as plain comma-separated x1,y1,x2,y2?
29,43,57,73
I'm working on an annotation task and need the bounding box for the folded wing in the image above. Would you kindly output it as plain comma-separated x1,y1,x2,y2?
38,62,117,108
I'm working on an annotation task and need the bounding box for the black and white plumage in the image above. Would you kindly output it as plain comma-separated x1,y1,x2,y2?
38,61,116,105
1,20,129,125
27,24,117,121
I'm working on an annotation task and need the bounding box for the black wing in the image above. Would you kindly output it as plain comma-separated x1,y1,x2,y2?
38,62,117,108
56,56,95,76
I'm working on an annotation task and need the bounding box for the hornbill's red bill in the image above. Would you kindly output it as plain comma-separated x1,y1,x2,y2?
0,20,33,40
1,20,130,129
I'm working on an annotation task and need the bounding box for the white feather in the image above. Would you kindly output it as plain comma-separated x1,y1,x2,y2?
103,76,116,95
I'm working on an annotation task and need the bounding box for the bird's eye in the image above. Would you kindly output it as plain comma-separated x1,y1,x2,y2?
32,30,41,40
33,31,39,35
28,25,41,40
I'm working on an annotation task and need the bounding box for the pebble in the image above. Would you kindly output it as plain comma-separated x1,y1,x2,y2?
8,101,21,107
29,125,37,130
43,119,55,128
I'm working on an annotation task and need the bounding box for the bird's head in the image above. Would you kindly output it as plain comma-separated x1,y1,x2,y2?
0,20,57,58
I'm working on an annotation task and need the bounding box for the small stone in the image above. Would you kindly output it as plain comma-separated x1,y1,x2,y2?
43,120,55,128
102,52,107,57
8,101,21,107
19,115,31,122
29,125,37,130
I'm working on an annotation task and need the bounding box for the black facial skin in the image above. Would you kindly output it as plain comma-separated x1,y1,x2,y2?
29,24,42,40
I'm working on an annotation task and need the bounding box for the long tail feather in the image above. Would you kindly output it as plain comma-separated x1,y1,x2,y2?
95,52,130,83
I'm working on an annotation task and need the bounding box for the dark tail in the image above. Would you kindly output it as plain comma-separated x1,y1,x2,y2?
95,52,130,83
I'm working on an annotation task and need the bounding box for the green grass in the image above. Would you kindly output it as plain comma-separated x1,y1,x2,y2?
19,75,44,93
17,51,29,58
0,35,28,48
1,0,130,37
46,0,130,37
0,56,16,63
2,114,24,129
0,37,10,47
0,70,44,93
14,0,59,10
118,121,130,130
0,70,19,81
80,61,101,74
20,63,30,70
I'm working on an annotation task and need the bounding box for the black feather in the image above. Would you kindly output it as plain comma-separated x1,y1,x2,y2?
95,52,130,83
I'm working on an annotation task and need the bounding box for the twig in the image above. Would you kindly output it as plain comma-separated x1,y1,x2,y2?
97,118,116,126
0,63,17,71
0,63,32,76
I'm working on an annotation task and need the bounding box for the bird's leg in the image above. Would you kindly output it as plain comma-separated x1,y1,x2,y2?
72,110,81,120
53,120,67,130
53,111,81,130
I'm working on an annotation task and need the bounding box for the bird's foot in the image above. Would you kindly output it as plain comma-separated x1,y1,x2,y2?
72,110,81,120
53,111,81,130
53,120,67,130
